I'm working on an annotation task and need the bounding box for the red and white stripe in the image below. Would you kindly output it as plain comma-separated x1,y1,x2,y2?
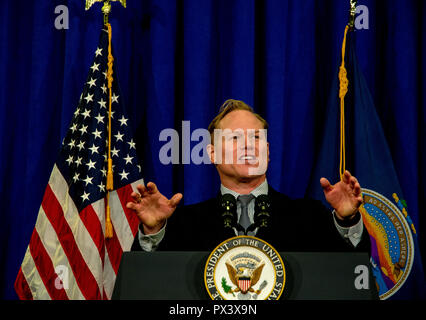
238,279,251,293
15,165,141,300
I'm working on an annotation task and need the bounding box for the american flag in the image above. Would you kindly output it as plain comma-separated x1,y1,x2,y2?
14,28,142,300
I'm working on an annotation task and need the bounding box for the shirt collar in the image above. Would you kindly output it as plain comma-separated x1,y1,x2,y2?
220,179,268,199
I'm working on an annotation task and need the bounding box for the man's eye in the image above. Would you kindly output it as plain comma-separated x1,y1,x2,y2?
247,135,260,140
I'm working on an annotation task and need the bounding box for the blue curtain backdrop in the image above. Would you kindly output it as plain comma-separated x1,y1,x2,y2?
0,0,425,299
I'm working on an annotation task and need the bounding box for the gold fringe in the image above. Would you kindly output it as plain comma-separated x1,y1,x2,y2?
339,25,349,180
105,22,114,239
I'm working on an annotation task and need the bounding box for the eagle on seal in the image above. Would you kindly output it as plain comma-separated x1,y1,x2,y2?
225,262,265,294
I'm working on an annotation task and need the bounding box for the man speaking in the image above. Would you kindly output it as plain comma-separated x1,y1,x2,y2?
127,100,370,252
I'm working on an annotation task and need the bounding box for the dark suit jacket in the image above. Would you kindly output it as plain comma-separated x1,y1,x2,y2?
131,186,370,253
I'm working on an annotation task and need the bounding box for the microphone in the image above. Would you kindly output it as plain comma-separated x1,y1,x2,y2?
254,194,271,228
220,194,238,229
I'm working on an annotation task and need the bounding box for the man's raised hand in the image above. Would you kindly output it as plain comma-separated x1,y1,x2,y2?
320,170,363,221
126,182,183,235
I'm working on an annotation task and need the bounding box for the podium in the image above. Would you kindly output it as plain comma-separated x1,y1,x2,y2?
112,251,378,300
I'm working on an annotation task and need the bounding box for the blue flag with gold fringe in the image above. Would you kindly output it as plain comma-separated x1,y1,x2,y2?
307,27,426,300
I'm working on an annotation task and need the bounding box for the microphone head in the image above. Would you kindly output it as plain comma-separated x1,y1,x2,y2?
220,194,237,228
254,194,271,228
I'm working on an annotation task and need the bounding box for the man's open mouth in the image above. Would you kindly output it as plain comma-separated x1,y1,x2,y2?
238,155,257,163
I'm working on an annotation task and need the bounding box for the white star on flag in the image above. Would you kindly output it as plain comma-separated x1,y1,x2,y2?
84,93,94,103
83,175,94,186
92,129,102,139
114,131,124,142
98,98,107,109
86,159,96,170
111,147,119,157
88,144,100,154
124,154,133,164
81,109,91,119
95,47,102,56
81,191,90,202
127,139,136,149
111,93,119,104
118,116,128,126
119,169,129,180
95,113,104,124
90,62,100,72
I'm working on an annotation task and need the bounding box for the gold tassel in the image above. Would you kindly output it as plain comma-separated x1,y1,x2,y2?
105,200,113,239
339,25,349,180
106,158,113,190
105,22,114,239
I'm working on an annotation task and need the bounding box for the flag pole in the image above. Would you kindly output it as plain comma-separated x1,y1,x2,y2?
85,0,126,238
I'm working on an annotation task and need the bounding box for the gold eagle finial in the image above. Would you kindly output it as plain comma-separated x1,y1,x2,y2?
85,0,126,11
85,0,126,24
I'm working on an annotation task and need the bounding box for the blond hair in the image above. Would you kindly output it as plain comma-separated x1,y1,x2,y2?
207,99,268,143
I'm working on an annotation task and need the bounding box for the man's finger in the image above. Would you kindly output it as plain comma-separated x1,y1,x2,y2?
146,182,158,194
320,177,333,192
126,201,138,211
136,184,148,196
342,170,351,183
354,183,361,196
130,191,142,200
169,193,183,208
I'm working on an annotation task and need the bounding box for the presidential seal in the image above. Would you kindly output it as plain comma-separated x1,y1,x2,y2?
360,188,415,300
204,236,285,300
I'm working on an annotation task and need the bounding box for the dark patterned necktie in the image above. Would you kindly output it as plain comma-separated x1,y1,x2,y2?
238,194,255,231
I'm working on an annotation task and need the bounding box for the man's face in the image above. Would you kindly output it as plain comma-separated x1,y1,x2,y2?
208,110,269,183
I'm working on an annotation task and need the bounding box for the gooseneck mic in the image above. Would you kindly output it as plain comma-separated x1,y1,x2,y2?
220,194,237,229
254,194,271,229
